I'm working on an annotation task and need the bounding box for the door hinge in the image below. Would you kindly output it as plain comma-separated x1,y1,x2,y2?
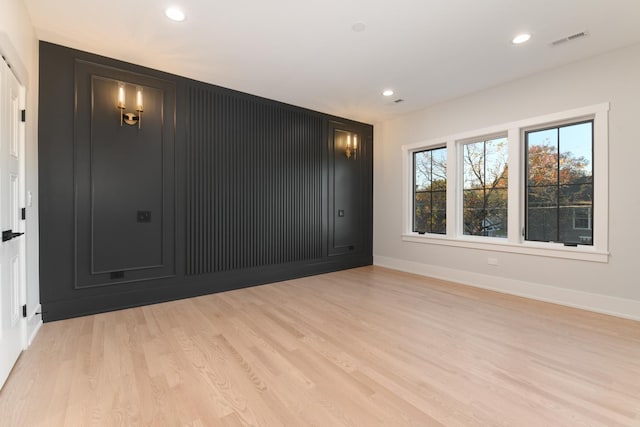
22,305,27,318
21,207,26,220
21,109,26,122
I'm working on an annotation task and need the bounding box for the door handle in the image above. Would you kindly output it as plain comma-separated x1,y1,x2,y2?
2,229,24,242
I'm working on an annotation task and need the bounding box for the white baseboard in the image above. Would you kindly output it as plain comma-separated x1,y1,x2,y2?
26,304,42,347
374,255,640,321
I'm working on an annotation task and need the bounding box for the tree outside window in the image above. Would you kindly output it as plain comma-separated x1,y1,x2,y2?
526,121,593,244
463,137,508,237
413,147,447,234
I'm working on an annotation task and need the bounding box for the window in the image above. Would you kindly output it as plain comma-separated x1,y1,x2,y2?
401,103,609,262
462,137,508,237
573,207,592,230
525,121,593,245
413,147,446,234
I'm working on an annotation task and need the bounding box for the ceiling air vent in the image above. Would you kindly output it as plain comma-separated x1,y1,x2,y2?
551,31,588,46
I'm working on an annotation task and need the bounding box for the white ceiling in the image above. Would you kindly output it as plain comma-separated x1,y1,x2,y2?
25,0,640,124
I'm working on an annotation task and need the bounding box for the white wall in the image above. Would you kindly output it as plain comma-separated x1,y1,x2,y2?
374,43,640,320
0,0,40,341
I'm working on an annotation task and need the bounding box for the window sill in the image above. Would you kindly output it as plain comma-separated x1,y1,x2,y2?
401,234,609,263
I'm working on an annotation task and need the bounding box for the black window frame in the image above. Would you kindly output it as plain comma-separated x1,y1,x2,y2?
524,119,594,245
412,146,447,235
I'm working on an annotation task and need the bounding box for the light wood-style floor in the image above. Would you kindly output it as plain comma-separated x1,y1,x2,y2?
1,266,639,426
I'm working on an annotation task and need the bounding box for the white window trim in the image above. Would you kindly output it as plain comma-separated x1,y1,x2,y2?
401,103,609,263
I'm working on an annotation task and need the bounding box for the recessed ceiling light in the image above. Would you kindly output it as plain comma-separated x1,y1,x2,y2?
165,7,185,22
352,22,366,32
382,89,394,97
512,33,531,44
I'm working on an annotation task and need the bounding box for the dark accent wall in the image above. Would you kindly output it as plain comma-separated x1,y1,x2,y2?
38,42,373,321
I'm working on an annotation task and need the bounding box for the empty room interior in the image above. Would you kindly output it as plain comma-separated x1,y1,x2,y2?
1,0,640,425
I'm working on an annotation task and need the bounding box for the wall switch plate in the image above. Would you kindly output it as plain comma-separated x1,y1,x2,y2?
137,210,151,223
488,257,499,266
338,209,345,217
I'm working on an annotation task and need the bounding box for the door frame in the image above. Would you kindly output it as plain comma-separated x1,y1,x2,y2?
0,33,30,353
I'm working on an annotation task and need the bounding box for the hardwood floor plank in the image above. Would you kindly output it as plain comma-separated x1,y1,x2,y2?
1,266,639,426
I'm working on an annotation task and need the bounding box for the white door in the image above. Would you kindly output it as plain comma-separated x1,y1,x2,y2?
0,56,25,390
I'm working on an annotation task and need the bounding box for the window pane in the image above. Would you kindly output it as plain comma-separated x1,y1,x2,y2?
414,151,432,191
432,191,446,234
573,209,591,230
414,191,429,233
485,188,508,237
463,138,508,237
432,148,447,185
463,142,484,189
485,138,508,189
559,122,592,185
559,183,593,207
559,207,593,244
525,120,593,245
527,128,558,187
413,147,446,234
463,189,485,236
527,186,558,242
559,184,593,244
486,209,508,237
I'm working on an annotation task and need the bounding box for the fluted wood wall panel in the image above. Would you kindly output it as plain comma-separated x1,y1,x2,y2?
186,86,324,275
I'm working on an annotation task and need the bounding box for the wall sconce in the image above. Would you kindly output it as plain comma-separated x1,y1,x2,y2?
117,83,143,129
345,134,358,160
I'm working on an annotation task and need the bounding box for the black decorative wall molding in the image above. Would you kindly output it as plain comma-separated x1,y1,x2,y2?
186,86,324,275
73,60,176,288
38,42,373,321
327,120,371,256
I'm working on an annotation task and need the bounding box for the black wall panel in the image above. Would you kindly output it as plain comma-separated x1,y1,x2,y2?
38,42,373,321
328,121,372,256
186,86,324,275
74,61,176,288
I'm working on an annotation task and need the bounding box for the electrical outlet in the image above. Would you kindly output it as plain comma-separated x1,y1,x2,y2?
487,257,499,266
